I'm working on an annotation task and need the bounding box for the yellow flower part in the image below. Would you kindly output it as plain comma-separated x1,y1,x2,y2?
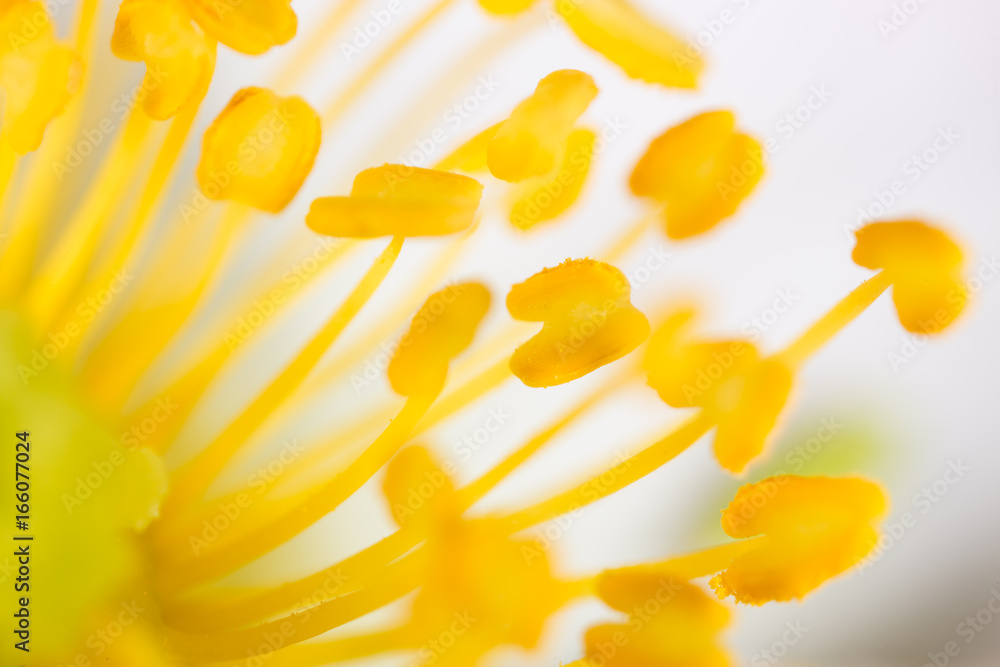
307,164,485,237
510,128,595,230
711,475,886,605
0,312,167,665
0,0,81,154
181,0,296,55
853,220,966,334
380,445,573,666
197,87,321,212
413,517,571,665
557,0,703,89
644,309,793,473
488,69,598,183
631,111,764,239
508,259,650,388
383,445,458,531
479,0,537,15
388,283,492,397
435,122,501,173
111,0,216,120
588,572,731,667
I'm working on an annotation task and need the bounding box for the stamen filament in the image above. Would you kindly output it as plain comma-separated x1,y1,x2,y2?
79,204,248,411
164,552,425,662
160,392,431,591
165,236,405,515
57,99,205,352
602,536,767,582
166,370,632,628
127,240,359,456
321,0,459,126
161,527,420,631
775,270,891,369
22,110,155,334
500,411,716,531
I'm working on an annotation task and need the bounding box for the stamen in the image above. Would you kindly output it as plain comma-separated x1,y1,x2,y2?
163,552,424,661
164,236,404,515
775,270,891,369
22,110,155,336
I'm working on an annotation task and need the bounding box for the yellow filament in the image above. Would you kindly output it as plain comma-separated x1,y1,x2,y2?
162,395,431,591
300,227,474,396
79,204,248,412
163,553,425,662
165,236,405,515
775,270,891,369
500,411,716,530
161,527,420,631
603,204,666,264
321,0,459,126
604,537,767,582
23,110,155,335
275,0,371,94
56,99,205,354
240,628,414,667
0,140,16,215
0,0,101,300
455,370,631,508
164,369,632,629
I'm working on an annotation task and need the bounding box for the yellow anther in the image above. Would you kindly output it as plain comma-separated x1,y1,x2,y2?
711,475,886,604
488,70,598,183
112,0,216,120
510,128,595,230
590,572,731,667
388,283,491,397
0,0,82,154
508,259,649,388
853,220,966,334
644,309,792,473
307,165,484,238
181,0,296,55
196,87,321,212
557,0,703,89
631,111,764,239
